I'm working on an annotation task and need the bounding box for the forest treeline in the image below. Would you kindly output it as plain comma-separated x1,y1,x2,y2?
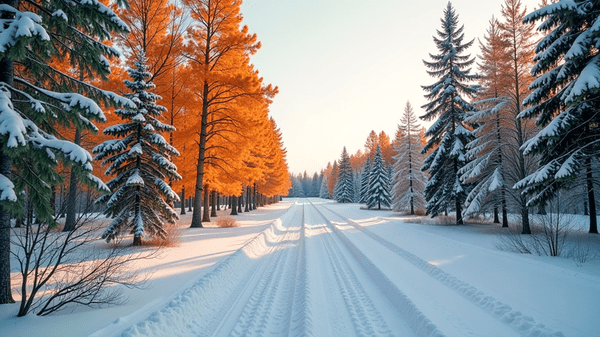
0,0,290,307
309,0,600,236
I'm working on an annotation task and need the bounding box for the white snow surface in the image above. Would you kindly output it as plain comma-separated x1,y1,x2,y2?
2,199,599,336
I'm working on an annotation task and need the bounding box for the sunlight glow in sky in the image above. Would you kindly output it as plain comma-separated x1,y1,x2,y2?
240,0,540,175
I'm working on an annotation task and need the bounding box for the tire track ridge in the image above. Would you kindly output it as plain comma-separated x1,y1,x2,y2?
319,204,565,337
230,206,304,336
318,218,385,336
308,201,444,337
288,204,313,337
120,204,300,337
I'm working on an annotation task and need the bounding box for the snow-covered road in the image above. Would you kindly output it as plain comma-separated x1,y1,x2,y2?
115,198,574,337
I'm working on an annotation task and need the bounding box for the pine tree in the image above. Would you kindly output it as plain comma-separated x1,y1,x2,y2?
393,101,427,214
516,1,600,234
319,175,329,198
496,0,539,234
94,53,181,245
368,145,391,209
334,147,354,203
0,0,130,304
359,157,372,204
459,17,511,225
353,172,361,203
420,2,478,224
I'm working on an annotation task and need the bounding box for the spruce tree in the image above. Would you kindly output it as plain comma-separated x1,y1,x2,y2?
421,2,478,224
459,18,511,225
319,176,329,199
0,0,130,304
334,147,354,203
94,53,181,245
368,145,391,210
359,157,372,204
516,0,600,234
353,172,362,203
393,101,427,214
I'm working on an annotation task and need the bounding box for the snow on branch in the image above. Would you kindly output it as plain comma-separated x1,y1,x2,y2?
0,85,27,148
0,173,17,201
0,6,50,53
522,1,579,24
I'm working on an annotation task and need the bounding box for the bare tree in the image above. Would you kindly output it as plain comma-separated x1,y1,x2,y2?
12,190,154,316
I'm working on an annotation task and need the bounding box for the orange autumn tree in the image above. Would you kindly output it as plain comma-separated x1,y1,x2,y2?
256,118,291,203
378,131,394,167
364,130,378,160
113,0,185,81
180,0,277,227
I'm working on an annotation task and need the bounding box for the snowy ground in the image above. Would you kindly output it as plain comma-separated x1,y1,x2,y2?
2,198,599,336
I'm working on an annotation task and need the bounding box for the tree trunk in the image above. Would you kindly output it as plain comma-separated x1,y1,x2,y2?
50,185,56,216
521,205,531,234
63,128,81,232
586,156,598,234
501,190,508,228
237,193,243,213
230,196,238,215
180,186,186,215
252,184,257,210
454,159,463,225
190,81,210,228
493,207,500,223
211,190,217,217
0,128,13,304
188,196,192,212
245,186,250,212
202,187,210,222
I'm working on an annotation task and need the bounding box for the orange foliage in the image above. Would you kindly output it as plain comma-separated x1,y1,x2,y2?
327,161,338,197
378,131,394,167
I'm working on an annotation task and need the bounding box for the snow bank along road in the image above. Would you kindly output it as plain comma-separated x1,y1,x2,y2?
116,199,565,337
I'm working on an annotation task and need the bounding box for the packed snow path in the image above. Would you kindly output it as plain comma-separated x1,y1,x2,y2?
120,199,564,337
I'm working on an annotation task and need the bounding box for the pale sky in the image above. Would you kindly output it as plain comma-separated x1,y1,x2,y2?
240,0,540,175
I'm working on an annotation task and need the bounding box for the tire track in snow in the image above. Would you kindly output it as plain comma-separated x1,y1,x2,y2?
308,205,394,337
308,200,444,337
119,203,303,337
318,203,565,337
287,204,312,337
225,204,307,337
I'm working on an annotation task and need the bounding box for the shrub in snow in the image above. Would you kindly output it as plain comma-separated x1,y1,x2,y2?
94,53,181,246
215,216,239,228
420,2,478,224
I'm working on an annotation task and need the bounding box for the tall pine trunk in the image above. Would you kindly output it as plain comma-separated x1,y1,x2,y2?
0,6,15,303
63,128,81,232
586,156,598,234
495,105,508,228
